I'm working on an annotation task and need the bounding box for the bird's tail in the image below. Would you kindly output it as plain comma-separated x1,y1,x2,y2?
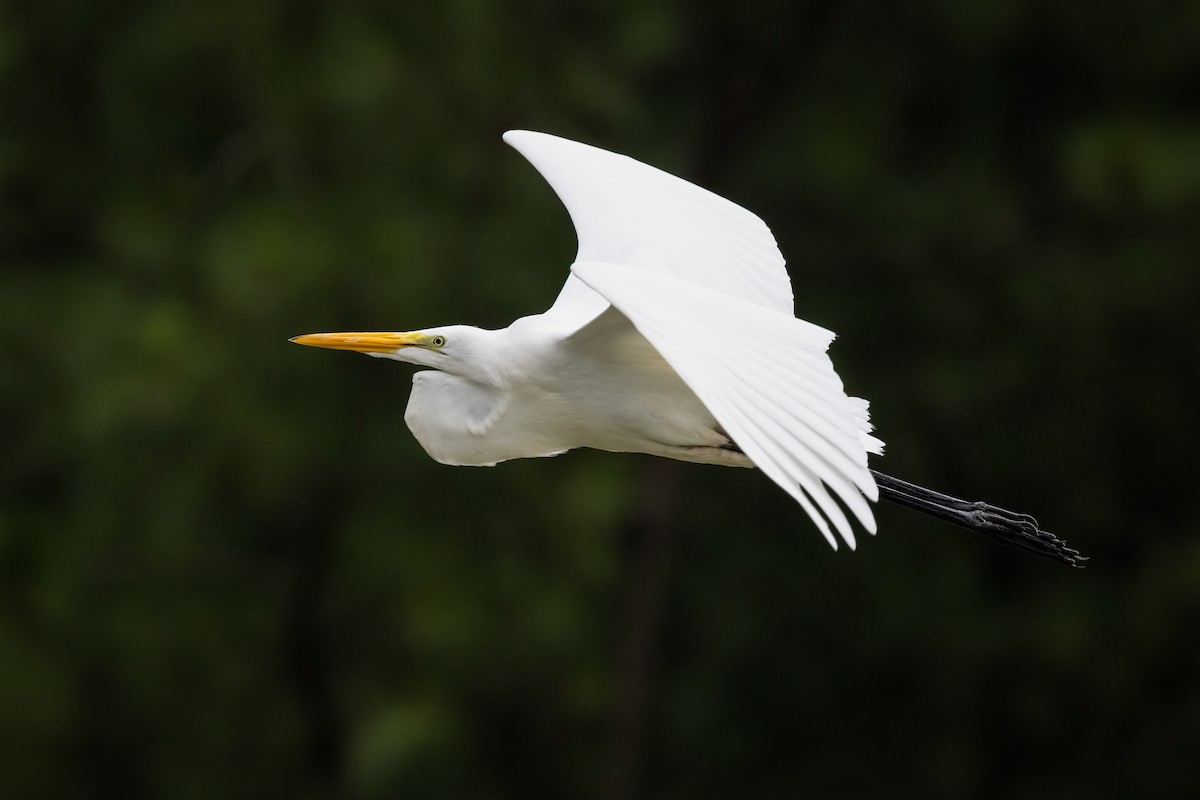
870,469,1087,567
849,396,885,456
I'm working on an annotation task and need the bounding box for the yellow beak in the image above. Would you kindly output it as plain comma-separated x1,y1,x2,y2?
289,331,426,354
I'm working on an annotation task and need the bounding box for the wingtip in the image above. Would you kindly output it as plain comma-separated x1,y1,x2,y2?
503,129,547,149
501,130,533,152
503,130,606,162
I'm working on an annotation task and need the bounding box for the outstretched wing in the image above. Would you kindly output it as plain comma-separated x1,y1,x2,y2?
505,131,881,547
574,262,878,549
503,130,794,332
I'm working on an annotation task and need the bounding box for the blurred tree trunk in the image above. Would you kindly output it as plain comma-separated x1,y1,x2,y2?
604,457,678,800
600,10,836,792
283,500,345,800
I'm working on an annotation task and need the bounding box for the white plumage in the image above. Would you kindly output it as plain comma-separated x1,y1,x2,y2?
292,131,884,550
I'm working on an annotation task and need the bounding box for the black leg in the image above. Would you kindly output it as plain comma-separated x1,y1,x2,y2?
870,469,1088,568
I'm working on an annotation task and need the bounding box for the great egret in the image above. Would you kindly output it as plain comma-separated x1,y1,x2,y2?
292,131,1084,566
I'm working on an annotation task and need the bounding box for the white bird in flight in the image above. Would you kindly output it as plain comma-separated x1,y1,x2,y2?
293,131,1083,566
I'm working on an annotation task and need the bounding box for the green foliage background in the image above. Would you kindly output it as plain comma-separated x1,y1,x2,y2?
2,1,1198,798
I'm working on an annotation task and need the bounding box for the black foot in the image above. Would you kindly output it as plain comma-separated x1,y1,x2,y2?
871,470,1088,568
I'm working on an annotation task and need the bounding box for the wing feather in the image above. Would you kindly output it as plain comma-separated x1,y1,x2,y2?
722,336,880,495
504,130,794,322
503,130,883,546
712,347,879,529
719,380,860,547
574,261,878,546
634,332,842,548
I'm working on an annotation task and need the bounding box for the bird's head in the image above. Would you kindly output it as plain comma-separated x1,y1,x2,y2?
290,325,504,383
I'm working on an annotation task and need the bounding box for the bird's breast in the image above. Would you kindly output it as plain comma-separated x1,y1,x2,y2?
404,371,572,466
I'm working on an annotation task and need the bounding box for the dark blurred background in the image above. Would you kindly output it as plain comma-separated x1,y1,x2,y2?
2,1,1198,798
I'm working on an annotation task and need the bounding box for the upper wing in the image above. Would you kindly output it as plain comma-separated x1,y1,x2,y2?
504,130,880,547
504,130,795,332
573,261,879,550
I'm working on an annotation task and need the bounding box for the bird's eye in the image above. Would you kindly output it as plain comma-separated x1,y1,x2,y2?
431,336,446,348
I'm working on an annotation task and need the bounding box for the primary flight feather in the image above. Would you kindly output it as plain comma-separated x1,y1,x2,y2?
292,131,1085,566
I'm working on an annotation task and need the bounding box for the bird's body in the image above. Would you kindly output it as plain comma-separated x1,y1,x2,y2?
403,311,747,470
293,131,1084,565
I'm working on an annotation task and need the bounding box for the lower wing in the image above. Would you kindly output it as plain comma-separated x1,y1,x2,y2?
573,261,880,550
